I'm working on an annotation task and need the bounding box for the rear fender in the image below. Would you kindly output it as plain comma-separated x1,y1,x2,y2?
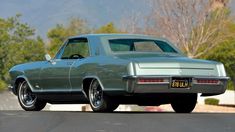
82,76,105,98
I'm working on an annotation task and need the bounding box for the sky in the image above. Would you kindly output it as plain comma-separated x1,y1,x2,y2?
0,0,235,39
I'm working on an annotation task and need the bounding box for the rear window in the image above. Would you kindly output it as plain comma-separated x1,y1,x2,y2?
109,39,177,53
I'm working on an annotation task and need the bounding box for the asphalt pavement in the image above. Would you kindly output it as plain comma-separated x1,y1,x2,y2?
0,90,50,111
0,111,234,132
1,90,235,132
0,90,21,110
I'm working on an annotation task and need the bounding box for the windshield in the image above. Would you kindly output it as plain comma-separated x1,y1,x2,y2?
109,39,178,53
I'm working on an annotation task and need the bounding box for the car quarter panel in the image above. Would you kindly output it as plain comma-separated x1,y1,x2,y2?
70,56,130,92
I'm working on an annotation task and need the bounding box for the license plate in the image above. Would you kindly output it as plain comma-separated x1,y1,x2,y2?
171,77,192,88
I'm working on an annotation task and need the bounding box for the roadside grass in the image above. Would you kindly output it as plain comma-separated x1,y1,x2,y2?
0,80,7,92
205,98,220,106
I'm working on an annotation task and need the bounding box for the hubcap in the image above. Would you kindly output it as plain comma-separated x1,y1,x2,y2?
19,81,36,107
89,80,103,108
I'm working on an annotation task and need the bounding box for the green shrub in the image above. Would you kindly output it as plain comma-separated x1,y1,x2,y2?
204,98,220,105
0,80,7,91
227,80,234,91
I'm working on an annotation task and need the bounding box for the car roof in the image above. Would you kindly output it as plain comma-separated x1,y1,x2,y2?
67,34,183,56
68,34,168,41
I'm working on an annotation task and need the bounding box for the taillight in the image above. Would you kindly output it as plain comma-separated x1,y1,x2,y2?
137,78,168,84
196,79,220,84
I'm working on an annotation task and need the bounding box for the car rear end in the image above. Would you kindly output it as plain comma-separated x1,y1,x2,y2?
123,59,229,96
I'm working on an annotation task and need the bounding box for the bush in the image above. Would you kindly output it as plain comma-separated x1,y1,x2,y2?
204,98,220,105
0,80,7,91
227,80,234,91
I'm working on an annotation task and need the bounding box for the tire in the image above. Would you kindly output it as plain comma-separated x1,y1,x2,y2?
88,79,119,112
171,94,197,113
17,81,46,111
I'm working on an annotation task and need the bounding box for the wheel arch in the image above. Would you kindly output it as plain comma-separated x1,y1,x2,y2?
82,76,105,98
13,76,33,95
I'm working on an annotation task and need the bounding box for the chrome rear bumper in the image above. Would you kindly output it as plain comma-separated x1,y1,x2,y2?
123,75,229,96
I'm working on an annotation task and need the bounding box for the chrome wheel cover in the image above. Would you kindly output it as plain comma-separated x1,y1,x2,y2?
89,80,103,108
18,81,36,108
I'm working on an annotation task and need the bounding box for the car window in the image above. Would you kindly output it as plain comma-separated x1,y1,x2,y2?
155,40,178,53
134,41,163,52
109,39,177,53
60,38,89,59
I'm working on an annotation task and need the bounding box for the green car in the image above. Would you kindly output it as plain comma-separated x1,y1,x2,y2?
9,34,229,113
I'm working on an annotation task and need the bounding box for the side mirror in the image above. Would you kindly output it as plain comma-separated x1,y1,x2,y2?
45,54,52,61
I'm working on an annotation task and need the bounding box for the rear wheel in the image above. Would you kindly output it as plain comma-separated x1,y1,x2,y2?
17,81,46,111
88,79,119,112
171,94,197,113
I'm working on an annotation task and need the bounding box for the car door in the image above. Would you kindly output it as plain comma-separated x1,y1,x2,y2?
40,38,88,92
69,38,90,92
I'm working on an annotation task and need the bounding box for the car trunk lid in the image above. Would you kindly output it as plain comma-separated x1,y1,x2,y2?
115,53,218,76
